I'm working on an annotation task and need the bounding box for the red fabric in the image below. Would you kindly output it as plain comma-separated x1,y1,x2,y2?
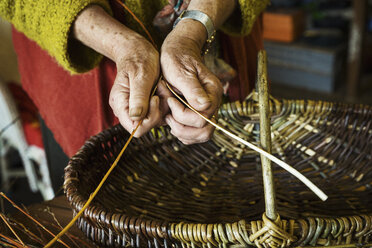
12,30,118,157
7,82,44,148
12,9,263,157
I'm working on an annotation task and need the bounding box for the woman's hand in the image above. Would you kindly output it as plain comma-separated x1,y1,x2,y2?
109,37,161,136
161,19,223,144
73,5,162,137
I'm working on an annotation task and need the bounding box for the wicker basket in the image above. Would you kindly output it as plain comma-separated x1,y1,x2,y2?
64,95,372,248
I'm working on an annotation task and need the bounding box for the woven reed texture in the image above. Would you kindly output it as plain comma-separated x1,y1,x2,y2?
64,96,372,248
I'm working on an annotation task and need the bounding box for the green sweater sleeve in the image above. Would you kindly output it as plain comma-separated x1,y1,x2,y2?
0,0,112,74
220,0,269,36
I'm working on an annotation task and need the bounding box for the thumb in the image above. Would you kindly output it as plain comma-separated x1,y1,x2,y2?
128,73,155,121
171,74,211,112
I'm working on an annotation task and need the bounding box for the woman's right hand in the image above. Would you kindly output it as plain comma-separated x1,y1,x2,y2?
109,36,161,137
73,5,162,136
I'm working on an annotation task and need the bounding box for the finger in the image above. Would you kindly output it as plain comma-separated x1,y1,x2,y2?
167,97,208,128
134,96,161,137
156,80,172,116
196,62,223,109
109,74,137,133
176,113,217,144
166,62,222,128
128,69,156,121
177,138,209,145
162,61,211,111
116,101,136,133
165,115,215,143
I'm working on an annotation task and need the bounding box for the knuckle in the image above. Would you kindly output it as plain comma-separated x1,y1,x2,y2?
210,79,223,94
172,114,184,125
174,62,196,80
191,87,206,97
195,119,206,128
132,69,152,82
173,112,187,124
115,70,129,82
120,59,157,80
109,95,115,108
130,91,147,101
170,126,181,138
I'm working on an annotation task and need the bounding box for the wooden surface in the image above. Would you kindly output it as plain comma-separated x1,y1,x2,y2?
5,196,96,248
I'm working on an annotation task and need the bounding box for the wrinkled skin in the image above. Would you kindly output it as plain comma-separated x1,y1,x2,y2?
73,0,235,144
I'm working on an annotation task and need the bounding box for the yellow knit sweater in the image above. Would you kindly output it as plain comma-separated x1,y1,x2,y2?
0,0,268,74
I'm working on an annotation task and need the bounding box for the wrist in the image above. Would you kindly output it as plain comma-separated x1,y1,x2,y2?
73,5,153,62
112,32,154,61
170,18,207,51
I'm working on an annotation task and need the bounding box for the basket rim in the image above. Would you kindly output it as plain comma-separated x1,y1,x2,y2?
64,97,372,246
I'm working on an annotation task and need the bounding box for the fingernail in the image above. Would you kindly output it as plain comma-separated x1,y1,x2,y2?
129,107,143,117
197,96,210,105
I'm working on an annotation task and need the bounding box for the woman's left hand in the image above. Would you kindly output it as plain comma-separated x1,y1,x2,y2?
160,19,223,145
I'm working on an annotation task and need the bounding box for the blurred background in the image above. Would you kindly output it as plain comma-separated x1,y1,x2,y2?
266,0,372,103
0,0,371,212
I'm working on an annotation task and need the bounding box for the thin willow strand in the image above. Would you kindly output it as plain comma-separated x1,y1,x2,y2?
0,233,23,248
43,120,143,248
0,192,71,248
166,83,328,201
114,0,157,48
0,213,25,247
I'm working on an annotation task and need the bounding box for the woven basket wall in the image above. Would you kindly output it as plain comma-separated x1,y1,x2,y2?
64,96,372,248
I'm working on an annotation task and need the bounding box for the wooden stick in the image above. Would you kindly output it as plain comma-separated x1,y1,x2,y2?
43,76,160,247
0,233,23,248
0,213,25,247
257,50,277,220
0,192,70,248
43,121,142,248
0,240,18,248
45,206,80,248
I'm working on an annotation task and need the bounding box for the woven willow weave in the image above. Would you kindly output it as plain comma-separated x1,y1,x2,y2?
64,95,372,248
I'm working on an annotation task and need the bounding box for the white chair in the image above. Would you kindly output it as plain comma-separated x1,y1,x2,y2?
0,81,54,200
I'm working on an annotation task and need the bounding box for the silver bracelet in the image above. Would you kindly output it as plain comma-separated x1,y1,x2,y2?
173,10,216,54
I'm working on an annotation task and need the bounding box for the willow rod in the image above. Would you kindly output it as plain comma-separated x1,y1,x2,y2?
0,213,25,247
257,50,277,220
0,192,71,248
43,119,142,248
0,232,24,248
44,2,158,246
166,83,328,201
44,79,160,247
